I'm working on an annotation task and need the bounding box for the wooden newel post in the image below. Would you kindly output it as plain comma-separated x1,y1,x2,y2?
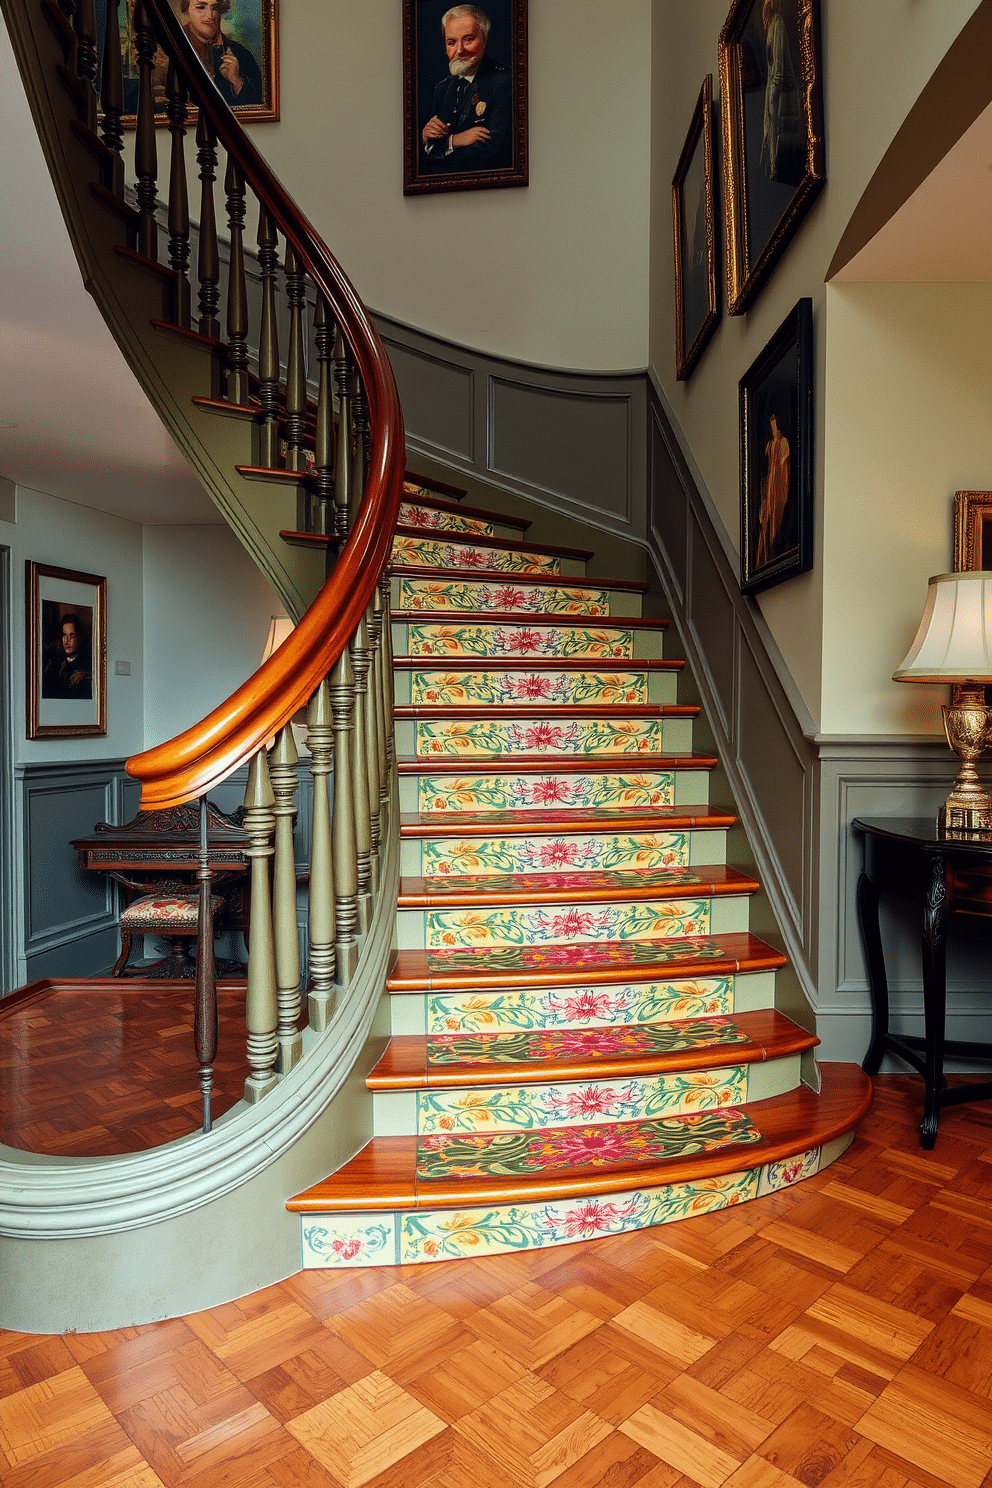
195,794,217,1132
269,724,302,1072
242,749,278,1102
307,679,337,1029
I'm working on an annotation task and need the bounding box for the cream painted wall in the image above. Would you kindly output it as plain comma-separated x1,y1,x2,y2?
649,0,983,728
0,485,145,765
142,525,283,750
259,0,652,372
822,282,992,735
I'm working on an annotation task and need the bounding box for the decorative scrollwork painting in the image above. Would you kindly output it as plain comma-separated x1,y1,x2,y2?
26,562,107,739
718,0,824,315
672,75,719,381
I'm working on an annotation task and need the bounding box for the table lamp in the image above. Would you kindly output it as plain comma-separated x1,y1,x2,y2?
893,571,992,832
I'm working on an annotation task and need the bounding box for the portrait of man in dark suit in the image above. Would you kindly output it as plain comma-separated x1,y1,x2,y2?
420,5,512,174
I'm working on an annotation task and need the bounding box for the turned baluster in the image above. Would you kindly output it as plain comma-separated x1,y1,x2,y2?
225,157,249,404
364,599,384,864
269,725,302,1073
196,111,220,340
351,371,369,529
99,0,125,195
313,295,336,538
350,617,375,900
332,328,354,538
133,0,158,259
73,0,98,129
284,243,308,474
329,649,360,984
195,794,217,1132
306,680,336,1030
373,585,391,808
380,573,396,770
257,206,281,468
242,749,278,1102
165,63,191,329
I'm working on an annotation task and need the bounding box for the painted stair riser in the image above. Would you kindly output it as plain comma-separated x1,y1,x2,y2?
299,1136,850,1268
395,894,752,951
400,827,728,878
392,619,666,661
398,501,498,537
398,715,696,758
390,969,780,1037
392,575,643,618
399,768,713,814
372,1054,803,1138
391,534,585,578
394,668,678,708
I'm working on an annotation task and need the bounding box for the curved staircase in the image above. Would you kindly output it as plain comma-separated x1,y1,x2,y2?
289,481,872,1268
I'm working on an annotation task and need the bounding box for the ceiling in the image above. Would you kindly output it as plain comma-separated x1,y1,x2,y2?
0,26,218,525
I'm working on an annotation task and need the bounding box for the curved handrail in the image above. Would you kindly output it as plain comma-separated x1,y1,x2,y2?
125,0,404,808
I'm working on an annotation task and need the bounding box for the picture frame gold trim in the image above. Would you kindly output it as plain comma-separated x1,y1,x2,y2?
718,0,824,316
403,0,529,197
26,562,107,740
115,0,280,129
953,491,992,573
672,75,719,381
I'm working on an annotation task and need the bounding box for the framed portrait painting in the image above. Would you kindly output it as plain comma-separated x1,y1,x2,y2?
953,491,992,572
739,298,813,595
672,75,719,381
26,563,107,739
109,0,280,126
403,0,528,196
718,0,824,315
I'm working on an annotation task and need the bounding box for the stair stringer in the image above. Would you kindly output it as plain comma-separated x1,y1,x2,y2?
0,797,399,1335
2,0,325,620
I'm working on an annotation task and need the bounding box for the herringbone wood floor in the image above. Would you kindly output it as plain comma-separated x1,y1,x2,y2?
1,1074,991,1488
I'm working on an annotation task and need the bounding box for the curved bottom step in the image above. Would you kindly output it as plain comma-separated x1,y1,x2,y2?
292,1063,871,1269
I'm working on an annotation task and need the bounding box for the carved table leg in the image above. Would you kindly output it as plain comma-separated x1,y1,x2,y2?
856,868,888,1076
920,853,948,1149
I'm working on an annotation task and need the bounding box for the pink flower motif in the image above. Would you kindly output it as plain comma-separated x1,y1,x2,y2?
514,722,566,751
776,1159,805,1186
454,548,486,568
555,1128,636,1166
547,908,598,938
531,839,583,866
554,1027,627,1056
510,674,554,700
553,1085,617,1119
515,629,545,653
554,989,621,1021
490,586,527,610
331,1238,361,1260
543,1197,640,1239
529,779,572,805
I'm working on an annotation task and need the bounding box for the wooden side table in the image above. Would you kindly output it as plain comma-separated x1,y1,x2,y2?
853,816,992,1147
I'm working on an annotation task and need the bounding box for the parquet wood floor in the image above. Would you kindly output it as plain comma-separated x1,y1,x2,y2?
0,982,250,1155
2,1074,992,1488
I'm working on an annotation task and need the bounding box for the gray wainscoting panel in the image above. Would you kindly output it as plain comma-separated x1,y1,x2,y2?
648,405,688,607
686,518,735,740
489,381,632,524
374,311,647,542
0,548,14,995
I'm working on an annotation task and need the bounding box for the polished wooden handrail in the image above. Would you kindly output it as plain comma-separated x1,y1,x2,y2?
125,0,404,808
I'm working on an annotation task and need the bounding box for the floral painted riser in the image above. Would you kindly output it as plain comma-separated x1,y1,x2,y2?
405,623,637,659
427,1015,746,1064
416,718,668,757
398,578,614,616
397,502,495,535
411,670,651,706
418,773,676,812
418,1066,750,1134
300,1149,823,1267
422,936,730,974
392,536,559,574
425,898,711,949
421,832,690,877
427,978,739,1033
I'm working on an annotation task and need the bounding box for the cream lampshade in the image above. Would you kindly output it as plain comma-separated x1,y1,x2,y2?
894,572,992,832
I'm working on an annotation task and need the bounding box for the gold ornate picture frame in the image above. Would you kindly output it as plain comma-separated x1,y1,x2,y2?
718,0,824,316
953,491,992,572
672,75,719,381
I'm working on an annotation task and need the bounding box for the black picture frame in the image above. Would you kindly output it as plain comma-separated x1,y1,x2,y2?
718,0,824,316
403,0,529,196
672,75,719,381
739,297,813,594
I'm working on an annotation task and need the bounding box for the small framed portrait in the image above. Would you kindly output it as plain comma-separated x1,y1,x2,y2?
739,298,813,595
953,491,992,572
718,0,824,316
672,75,719,381
113,0,280,127
403,0,528,196
26,563,107,739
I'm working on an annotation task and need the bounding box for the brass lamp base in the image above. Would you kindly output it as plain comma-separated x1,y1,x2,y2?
940,685,992,835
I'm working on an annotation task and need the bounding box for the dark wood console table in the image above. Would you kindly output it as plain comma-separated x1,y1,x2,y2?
853,816,992,1147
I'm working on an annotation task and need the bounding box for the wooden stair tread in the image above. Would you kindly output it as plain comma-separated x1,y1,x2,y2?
150,318,225,354
287,1062,871,1211
395,524,593,562
116,244,176,285
405,471,469,501
391,610,670,630
90,181,139,228
368,1008,816,1090
279,529,340,550
237,463,316,489
400,803,734,834
192,395,260,421
398,863,760,907
392,564,648,592
401,493,531,530
388,930,787,991
397,752,719,774
396,703,699,719
394,655,683,672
